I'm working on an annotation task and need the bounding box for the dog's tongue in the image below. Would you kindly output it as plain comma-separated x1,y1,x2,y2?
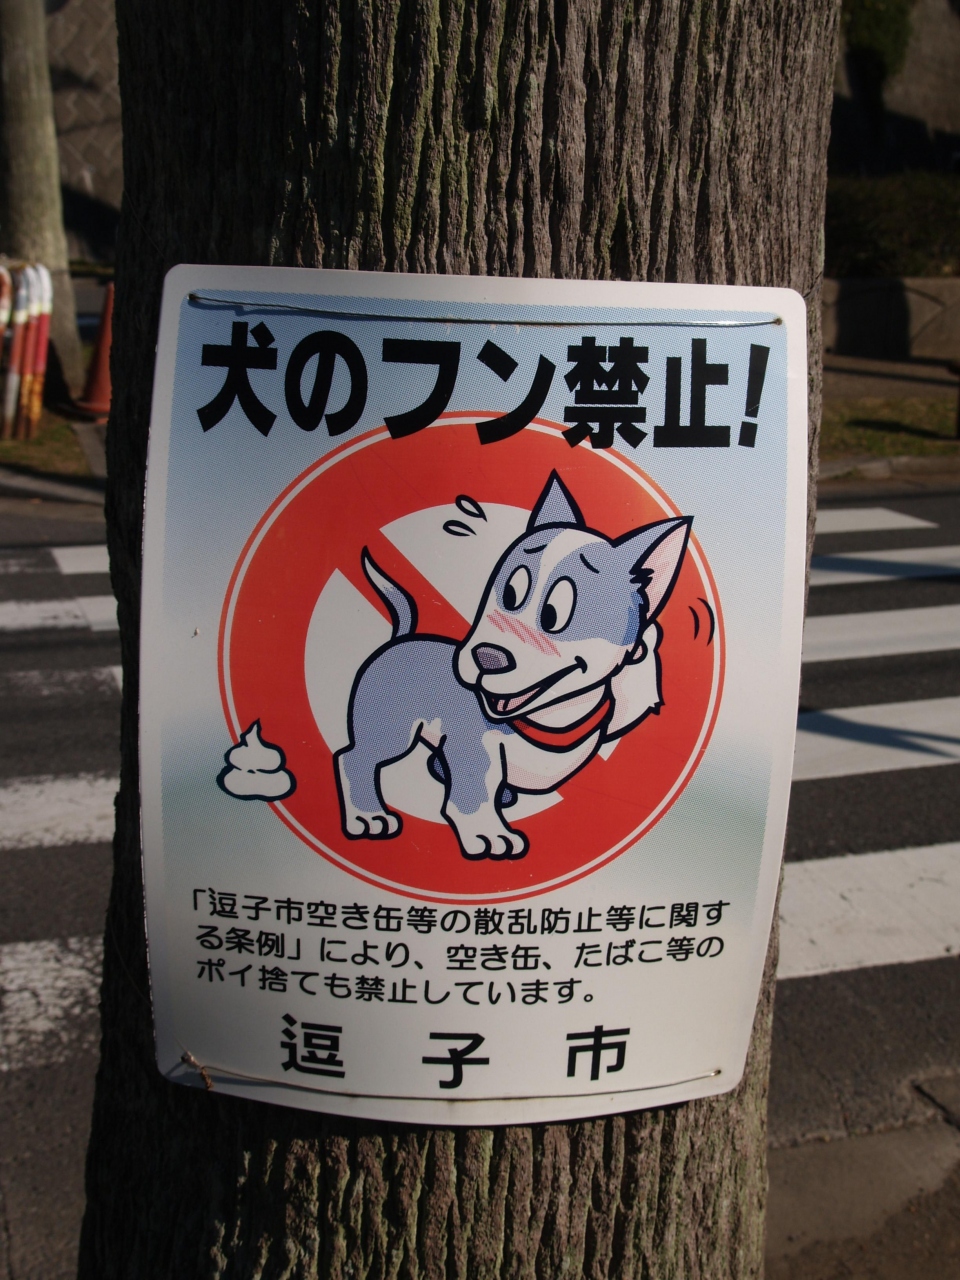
496,692,532,715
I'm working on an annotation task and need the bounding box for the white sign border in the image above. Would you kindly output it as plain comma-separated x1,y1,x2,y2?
140,265,808,1125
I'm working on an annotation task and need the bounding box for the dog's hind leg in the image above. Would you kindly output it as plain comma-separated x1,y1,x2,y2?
336,675,426,838
336,739,405,839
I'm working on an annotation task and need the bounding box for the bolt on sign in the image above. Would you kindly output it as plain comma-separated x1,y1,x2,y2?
141,267,807,1124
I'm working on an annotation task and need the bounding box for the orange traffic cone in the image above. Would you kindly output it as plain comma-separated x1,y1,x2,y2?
76,281,113,420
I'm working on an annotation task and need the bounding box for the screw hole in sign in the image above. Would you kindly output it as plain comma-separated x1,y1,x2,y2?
219,417,723,903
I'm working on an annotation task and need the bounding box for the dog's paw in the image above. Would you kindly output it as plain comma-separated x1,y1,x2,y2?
453,820,528,861
488,826,528,860
343,809,402,839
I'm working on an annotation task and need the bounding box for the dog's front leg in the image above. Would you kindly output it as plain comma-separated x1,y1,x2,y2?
441,732,528,860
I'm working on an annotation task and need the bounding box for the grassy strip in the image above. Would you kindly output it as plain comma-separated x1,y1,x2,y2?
0,412,93,476
821,396,960,459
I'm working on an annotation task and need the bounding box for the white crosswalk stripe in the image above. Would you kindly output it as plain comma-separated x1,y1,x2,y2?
0,594,117,632
802,603,960,663
0,544,110,576
778,843,960,979
0,937,102,1070
793,695,960,780
0,774,118,850
50,545,110,575
810,543,960,586
814,507,937,535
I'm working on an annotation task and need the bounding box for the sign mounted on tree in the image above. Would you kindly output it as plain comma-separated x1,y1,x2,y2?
141,266,806,1124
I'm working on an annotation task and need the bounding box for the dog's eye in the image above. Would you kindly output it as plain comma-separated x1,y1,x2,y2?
502,566,531,610
540,578,576,632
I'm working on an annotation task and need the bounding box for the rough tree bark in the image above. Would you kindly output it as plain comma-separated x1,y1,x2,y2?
80,1,839,1275
0,0,84,393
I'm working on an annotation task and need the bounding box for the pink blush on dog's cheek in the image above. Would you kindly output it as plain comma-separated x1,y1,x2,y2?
487,609,561,657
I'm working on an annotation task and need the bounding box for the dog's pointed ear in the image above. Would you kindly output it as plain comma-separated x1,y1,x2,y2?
528,471,584,530
616,516,692,624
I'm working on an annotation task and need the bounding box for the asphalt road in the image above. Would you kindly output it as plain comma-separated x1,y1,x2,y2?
0,483,959,1278
773,489,960,1148
0,496,114,1280
768,485,960,1276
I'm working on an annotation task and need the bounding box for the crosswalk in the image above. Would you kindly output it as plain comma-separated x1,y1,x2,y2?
781,496,960,994
0,936,102,1071
809,543,960,586
794,695,960,779
49,545,111,576
0,544,117,634
0,594,117,631
1,505,959,1071
779,842,960,979
814,507,936,534
0,538,120,1073
0,774,118,851
802,603,960,661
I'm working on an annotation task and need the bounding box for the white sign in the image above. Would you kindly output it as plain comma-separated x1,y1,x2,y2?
141,266,807,1124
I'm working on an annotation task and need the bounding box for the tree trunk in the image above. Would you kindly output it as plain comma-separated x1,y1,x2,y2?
0,0,84,394
80,1,839,1275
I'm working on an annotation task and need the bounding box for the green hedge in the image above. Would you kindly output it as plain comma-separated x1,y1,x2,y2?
825,173,960,277
843,0,914,82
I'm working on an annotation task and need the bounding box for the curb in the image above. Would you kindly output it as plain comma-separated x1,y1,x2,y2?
820,454,960,483
0,464,105,506
818,454,960,498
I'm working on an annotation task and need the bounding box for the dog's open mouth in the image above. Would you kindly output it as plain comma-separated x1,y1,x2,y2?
481,659,586,719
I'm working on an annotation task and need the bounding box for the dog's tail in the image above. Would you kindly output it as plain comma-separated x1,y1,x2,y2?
361,549,417,638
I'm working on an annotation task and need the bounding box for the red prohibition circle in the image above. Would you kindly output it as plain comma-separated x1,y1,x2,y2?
219,419,724,902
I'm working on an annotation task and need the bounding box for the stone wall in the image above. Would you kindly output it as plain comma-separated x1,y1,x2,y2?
831,0,960,173
46,0,121,262
823,278,960,360
884,0,960,140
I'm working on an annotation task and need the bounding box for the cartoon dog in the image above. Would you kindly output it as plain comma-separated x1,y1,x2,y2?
334,472,691,860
